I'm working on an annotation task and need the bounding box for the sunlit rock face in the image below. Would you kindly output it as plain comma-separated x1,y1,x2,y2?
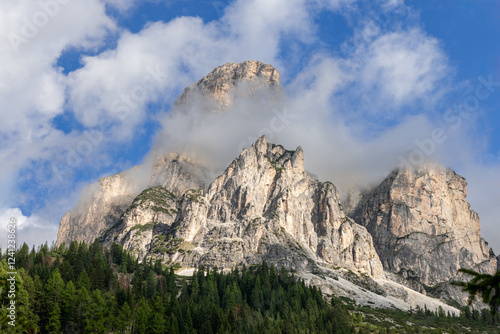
55,155,211,248
101,136,384,279
350,164,498,303
56,167,145,247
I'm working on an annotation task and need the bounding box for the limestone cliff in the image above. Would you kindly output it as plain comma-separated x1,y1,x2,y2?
56,60,497,312
148,152,213,195
56,153,212,248
102,136,384,278
56,167,146,246
349,164,498,304
99,186,178,260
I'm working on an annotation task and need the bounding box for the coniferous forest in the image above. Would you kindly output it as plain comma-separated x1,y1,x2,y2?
0,241,354,333
0,241,498,333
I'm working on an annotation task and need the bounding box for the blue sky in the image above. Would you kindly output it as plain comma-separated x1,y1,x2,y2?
0,0,499,252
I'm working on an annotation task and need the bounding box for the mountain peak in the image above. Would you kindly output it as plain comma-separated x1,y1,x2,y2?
253,135,268,153
174,60,283,112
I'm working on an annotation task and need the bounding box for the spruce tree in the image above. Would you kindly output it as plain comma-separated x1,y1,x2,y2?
134,297,150,334
116,301,132,333
46,302,61,334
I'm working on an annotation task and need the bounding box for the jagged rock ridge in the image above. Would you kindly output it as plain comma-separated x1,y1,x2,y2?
56,167,146,246
174,60,283,113
101,136,384,279
55,154,212,248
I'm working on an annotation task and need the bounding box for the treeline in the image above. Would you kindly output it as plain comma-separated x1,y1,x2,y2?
353,302,500,333
0,241,354,333
1,241,498,333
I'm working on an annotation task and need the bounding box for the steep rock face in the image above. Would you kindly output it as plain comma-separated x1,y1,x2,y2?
56,59,497,311
100,187,178,260
108,136,384,278
174,60,283,113
56,167,145,247
350,165,497,302
56,154,210,247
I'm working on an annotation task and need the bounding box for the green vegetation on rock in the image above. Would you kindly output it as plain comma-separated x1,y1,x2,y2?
264,154,286,171
151,234,185,254
185,188,204,204
128,186,178,216
130,222,156,232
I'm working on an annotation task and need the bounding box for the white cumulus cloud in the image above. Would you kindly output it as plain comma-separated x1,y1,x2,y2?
0,208,58,250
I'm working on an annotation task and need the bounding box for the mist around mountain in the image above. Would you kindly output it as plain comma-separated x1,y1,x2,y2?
0,59,497,333
2,0,500,331
51,61,499,328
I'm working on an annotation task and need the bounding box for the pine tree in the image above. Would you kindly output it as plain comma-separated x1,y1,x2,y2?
146,270,156,299
84,289,107,333
77,270,91,291
168,315,180,334
45,268,65,332
16,243,30,271
90,251,105,291
116,302,132,333
0,263,39,334
134,297,150,334
457,269,500,315
45,268,65,306
154,258,162,274
18,269,39,332
61,280,77,328
191,275,200,301
46,302,61,333
75,287,90,332
119,254,128,273
131,266,143,299
148,296,166,333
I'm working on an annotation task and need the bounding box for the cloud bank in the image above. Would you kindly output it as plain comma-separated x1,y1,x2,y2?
0,0,499,254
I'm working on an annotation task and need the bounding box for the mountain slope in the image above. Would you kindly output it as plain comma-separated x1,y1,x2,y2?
56,166,146,246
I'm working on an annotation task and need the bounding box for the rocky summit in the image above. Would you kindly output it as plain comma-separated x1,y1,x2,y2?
174,60,283,113
56,60,497,312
